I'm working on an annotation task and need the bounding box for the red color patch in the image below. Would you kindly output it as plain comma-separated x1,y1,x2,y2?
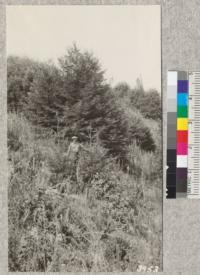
177,131,188,143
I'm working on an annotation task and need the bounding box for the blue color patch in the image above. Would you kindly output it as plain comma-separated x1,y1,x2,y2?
178,80,188,93
177,93,188,106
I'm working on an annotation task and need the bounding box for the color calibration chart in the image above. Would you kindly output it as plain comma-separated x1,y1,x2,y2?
166,71,200,199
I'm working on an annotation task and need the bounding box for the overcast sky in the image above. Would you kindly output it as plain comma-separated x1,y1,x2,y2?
6,5,160,91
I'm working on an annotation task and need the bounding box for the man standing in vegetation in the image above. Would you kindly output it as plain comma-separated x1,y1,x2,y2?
66,136,90,182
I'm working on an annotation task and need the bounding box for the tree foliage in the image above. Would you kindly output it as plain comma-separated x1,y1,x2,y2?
114,80,161,121
114,82,131,98
59,45,129,159
130,89,161,120
7,45,160,159
7,45,162,272
7,56,40,112
26,62,65,130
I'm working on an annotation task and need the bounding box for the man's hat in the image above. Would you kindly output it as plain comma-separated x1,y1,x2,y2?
72,136,78,140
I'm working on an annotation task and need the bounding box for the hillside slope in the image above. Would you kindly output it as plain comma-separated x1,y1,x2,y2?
8,113,162,272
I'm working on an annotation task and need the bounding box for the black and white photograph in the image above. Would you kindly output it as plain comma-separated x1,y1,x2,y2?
7,5,162,272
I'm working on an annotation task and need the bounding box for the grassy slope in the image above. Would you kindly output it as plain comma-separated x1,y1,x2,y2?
8,112,162,272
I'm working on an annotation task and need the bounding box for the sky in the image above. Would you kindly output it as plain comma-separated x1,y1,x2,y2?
6,5,161,91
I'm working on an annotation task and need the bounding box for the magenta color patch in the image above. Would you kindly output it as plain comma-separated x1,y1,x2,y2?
177,143,188,155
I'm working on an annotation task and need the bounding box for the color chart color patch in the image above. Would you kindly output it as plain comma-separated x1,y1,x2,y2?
166,71,200,199
166,71,177,198
176,71,188,198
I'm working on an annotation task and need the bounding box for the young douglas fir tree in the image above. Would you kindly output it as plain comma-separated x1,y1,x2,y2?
59,44,129,160
26,62,65,130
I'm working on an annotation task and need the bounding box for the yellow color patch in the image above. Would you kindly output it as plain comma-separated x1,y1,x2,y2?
177,118,188,130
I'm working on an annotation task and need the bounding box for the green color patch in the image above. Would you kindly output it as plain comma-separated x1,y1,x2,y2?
177,106,188,117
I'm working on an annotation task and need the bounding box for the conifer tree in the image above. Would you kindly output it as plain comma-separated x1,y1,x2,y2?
26,63,65,130
60,44,129,159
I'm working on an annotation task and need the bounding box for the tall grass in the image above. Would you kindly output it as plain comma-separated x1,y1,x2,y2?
8,113,162,272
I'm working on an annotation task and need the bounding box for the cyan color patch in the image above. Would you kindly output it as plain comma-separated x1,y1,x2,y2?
177,93,188,106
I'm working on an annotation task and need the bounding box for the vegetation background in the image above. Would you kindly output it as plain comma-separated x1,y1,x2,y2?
8,45,162,272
